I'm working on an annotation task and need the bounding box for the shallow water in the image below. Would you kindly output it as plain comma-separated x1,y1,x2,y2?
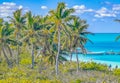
70,33,120,68
70,54,120,68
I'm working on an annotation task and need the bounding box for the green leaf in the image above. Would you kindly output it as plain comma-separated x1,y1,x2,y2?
115,35,120,41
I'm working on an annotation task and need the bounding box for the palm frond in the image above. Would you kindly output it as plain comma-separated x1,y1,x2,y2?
57,2,65,18
115,19,120,23
115,35,120,41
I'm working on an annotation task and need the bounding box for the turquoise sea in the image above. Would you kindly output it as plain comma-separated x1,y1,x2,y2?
71,33,120,68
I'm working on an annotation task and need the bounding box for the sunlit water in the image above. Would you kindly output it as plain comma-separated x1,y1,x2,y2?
67,33,120,68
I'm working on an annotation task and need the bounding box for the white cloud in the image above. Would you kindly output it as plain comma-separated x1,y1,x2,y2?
41,6,48,10
95,13,116,18
19,5,23,9
0,2,29,18
65,4,68,6
92,18,97,21
84,9,94,12
72,4,120,18
73,5,94,14
104,1,111,5
96,7,107,14
73,5,85,10
112,4,120,11
0,13,9,17
3,2,16,6
94,7,116,18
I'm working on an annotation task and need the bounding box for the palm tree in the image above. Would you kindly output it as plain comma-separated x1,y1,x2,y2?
67,16,91,72
23,12,54,69
49,2,75,75
0,19,15,68
24,11,37,69
23,11,46,69
8,9,26,66
37,16,52,56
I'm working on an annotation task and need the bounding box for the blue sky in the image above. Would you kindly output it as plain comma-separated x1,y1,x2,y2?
0,0,120,33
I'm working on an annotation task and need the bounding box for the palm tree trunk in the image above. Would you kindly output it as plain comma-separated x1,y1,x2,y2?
2,47,12,68
70,49,73,62
0,48,1,57
31,43,34,69
6,45,13,57
56,27,60,76
76,49,79,72
6,45,15,65
16,33,19,66
70,53,72,62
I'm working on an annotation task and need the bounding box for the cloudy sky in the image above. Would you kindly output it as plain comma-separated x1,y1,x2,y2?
0,0,120,33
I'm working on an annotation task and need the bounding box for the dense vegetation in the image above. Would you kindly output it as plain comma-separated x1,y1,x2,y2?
0,2,120,83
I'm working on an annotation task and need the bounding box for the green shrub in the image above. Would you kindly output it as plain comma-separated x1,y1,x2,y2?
70,79,82,83
0,78,61,83
113,69,120,76
80,62,108,71
20,58,31,65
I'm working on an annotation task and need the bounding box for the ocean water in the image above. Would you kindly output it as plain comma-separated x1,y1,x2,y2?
71,33,120,68
86,33,120,52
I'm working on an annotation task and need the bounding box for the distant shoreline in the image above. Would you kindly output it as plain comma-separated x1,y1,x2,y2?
89,32,120,34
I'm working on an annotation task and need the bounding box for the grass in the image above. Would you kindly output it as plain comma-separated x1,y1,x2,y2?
0,56,120,83
0,51,120,83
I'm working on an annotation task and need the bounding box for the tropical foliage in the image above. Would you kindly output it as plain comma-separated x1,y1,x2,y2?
0,2,120,83
0,2,91,73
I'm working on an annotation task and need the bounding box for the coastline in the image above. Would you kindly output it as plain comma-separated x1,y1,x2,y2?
65,54,120,69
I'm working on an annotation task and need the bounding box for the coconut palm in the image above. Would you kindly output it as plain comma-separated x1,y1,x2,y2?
23,11,48,69
0,20,15,68
37,16,52,56
24,11,37,69
49,2,75,75
8,9,26,66
66,16,91,72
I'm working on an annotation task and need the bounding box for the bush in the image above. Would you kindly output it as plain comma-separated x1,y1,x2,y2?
0,78,61,83
80,62,108,71
70,79,82,83
20,58,31,65
113,69,120,76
